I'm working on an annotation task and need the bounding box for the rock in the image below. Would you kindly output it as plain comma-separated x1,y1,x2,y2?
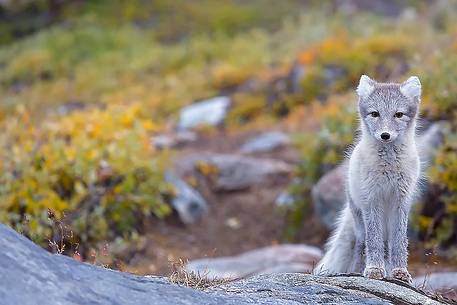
214,273,447,305
311,162,347,229
266,76,289,112
152,134,175,149
225,217,241,230
240,131,290,154
416,122,444,165
178,96,230,130
165,172,208,224
56,100,86,115
288,62,305,94
236,79,262,93
275,190,295,208
414,272,457,298
175,153,292,192
186,244,323,280
323,65,346,88
152,131,197,150
287,63,346,102
0,224,446,305
311,123,444,230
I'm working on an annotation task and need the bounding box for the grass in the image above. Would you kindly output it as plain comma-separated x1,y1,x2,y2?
168,259,230,290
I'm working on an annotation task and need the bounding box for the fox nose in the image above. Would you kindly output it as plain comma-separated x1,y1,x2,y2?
381,132,390,141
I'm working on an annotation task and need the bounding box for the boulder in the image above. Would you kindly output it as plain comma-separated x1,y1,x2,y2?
185,244,323,280
165,172,208,224
0,224,446,305
175,153,292,192
240,131,290,154
178,96,230,130
311,162,347,229
311,123,444,229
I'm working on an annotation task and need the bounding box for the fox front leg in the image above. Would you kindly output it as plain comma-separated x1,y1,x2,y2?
389,204,412,283
349,201,365,273
363,205,386,280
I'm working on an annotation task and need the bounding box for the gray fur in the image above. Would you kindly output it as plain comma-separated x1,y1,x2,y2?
314,75,422,283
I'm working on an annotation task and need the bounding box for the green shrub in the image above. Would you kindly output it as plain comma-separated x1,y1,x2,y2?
424,122,457,248
420,49,457,119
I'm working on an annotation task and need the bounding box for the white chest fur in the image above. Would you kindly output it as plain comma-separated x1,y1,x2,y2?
348,138,420,209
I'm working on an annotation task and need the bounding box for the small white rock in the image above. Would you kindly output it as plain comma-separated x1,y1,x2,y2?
178,96,231,130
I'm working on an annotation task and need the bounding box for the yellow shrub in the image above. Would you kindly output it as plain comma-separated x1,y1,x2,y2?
0,103,171,248
296,33,414,103
211,63,252,90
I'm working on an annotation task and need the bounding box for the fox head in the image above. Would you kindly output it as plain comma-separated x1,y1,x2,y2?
356,75,421,143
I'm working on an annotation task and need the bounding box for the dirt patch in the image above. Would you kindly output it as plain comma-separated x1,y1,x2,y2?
129,185,288,275
119,130,319,275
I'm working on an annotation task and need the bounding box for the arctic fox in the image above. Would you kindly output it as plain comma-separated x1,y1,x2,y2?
314,75,422,283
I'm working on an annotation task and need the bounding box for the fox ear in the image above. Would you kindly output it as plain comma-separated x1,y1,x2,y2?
357,75,375,99
400,76,421,101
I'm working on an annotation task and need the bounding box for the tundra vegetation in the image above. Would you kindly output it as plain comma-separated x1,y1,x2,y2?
0,0,456,267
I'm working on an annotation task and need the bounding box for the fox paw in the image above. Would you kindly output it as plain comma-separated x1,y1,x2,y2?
391,268,412,284
363,266,386,280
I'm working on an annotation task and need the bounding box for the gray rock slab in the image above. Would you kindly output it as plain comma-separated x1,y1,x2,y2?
214,273,446,305
0,224,447,305
0,223,227,305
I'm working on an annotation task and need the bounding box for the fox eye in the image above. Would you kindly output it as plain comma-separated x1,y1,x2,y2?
395,112,404,118
370,111,379,118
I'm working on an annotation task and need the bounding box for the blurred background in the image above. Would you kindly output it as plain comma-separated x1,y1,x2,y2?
0,0,456,296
